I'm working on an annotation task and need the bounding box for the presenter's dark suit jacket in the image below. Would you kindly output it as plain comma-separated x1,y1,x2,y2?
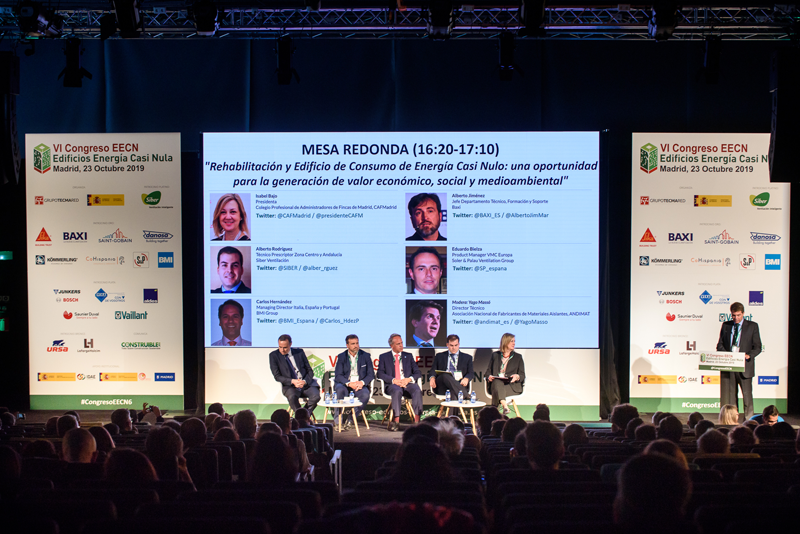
377,351,422,389
485,351,526,395
211,283,251,294
427,350,475,395
269,348,319,389
406,230,446,241
716,319,761,378
334,349,375,389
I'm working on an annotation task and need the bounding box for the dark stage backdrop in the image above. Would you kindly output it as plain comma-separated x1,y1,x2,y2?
1,38,795,416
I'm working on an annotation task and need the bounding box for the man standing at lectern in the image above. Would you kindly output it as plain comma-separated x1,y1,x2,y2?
716,301,761,418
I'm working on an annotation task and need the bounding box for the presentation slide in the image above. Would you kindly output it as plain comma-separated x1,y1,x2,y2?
203,132,599,349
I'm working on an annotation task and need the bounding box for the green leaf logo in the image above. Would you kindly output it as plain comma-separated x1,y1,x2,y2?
749,192,769,206
142,191,162,205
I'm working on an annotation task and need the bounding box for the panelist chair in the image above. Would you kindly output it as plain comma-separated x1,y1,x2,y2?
286,372,327,422
484,380,522,418
377,378,419,426
434,379,473,418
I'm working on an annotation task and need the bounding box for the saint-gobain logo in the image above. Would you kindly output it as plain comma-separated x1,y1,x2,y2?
33,143,52,174
640,143,658,174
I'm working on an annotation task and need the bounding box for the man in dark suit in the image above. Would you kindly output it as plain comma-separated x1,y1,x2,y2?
428,334,473,399
377,334,423,431
269,334,320,415
334,334,375,430
211,246,251,293
716,301,761,418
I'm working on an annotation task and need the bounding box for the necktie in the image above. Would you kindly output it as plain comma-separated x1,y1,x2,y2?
449,354,457,372
394,354,401,379
733,323,740,347
228,341,237,346
421,342,433,348
286,355,298,379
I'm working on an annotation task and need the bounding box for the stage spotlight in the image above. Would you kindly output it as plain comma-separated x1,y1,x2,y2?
190,0,219,37
427,0,453,41
498,32,515,81
648,0,678,41
276,36,299,85
519,0,546,38
112,0,143,38
58,38,92,88
704,35,721,84
17,1,63,38
99,13,117,40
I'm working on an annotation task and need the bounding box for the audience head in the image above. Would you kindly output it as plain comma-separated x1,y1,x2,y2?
657,415,683,444
512,431,527,458
634,424,657,442
533,403,551,422
437,419,465,459
64,410,81,425
56,414,79,437
0,445,21,482
104,423,120,436
88,426,115,453
729,425,757,447
695,419,715,439
294,408,311,425
208,402,225,416
643,439,688,469
258,422,282,436
421,416,440,426
204,413,220,429
610,403,639,433
447,416,465,434
525,421,564,470
146,426,184,462
742,419,758,431
476,405,502,437
761,405,780,426
162,420,181,433
396,437,454,483
234,409,258,439
44,416,59,436
753,424,774,442
0,412,15,429
22,439,57,459
772,421,795,440
111,408,133,432
697,429,730,455
214,427,238,441
502,417,528,443
62,428,97,463
249,431,298,484
614,454,692,529
625,417,643,439
719,404,739,425
129,409,139,423
180,418,207,449
651,411,663,424
491,419,506,438
104,449,158,484
270,409,292,433
212,418,232,433
402,423,439,445
562,423,589,448
687,412,704,430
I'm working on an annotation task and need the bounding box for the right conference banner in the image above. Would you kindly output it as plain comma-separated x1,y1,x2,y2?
630,133,789,413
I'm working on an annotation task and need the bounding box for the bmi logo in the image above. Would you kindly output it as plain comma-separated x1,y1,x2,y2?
33,144,51,174
640,143,658,174
765,254,781,270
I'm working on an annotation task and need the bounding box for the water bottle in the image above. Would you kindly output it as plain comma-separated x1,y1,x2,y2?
458,391,463,404
445,391,451,402
332,391,338,403
470,391,476,404
324,392,330,405
349,391,355,404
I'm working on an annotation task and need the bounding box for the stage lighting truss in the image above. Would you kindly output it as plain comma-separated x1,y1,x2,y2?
0,4,795,40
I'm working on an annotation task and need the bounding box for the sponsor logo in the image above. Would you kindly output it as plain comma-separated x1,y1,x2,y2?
95,289,107,302
35,196,43,204
36,196,81,205
660,299,682,304
47,340,68,352
100,373,138,382
694,195,732,207
699,291,730,305
35,228,52,246
666,313,675,322
719,313,753,322
155,373,175,382
686,341,697,351
133,252,149,268
740,254,756,270
63,311,73,319
640,228,656,245
121,341,161,349
87,194,125,206
85,255,125,265
63,232,88,242
668,232,693,243
750,192,770,207
41,257,79,265
691,257,728,266
99,228,133,244
643,257,682,266
56,296,79,303
638,375,676,384
749,291,764,307
648,342,670,355
640,196,649,205
750,232,781,244
143,230,174,243
158,252,174,268
705,229,738,245
143,288,158,303
702,376,721,385
676,314,704,321
78,338,99,353
33,143,51,173
758,376,779,385
765,254,781,270
639,256,649,266
640,195,686,205
640,143,658,173
677,376,699,383
36,255,45,265
54,289,80,295
115,310,148,320
77,374,98,381
657,291,684,296
139,373,147,381
142,191,162,205
37,373,75,381
69,311,100,320
699,291,712,305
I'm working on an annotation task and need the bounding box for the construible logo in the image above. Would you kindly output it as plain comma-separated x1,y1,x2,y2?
142,191,162,205
640,143,658,174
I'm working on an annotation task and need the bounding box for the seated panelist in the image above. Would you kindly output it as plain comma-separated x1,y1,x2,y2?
333,334,375,430
428,334,473,398
269,334,320,415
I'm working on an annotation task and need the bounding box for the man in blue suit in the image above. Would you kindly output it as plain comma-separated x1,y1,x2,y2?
333,334,375,430
269,334,321,415
377,334,423,432
428,334,474,399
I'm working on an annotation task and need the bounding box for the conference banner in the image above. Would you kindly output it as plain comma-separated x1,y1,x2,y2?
26,133,184,410
630,133,789,413
203,132,601,420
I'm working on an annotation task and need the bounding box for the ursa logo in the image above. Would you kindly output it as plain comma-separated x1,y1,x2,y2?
33,143,51,173
142,191,162,205
48,340,68,352
648,342,670,355
640,143,658,174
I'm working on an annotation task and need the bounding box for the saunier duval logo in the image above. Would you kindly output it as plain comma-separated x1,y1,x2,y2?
142,191,161,205
750,192,770,207
33,144,51,173
143,230,174,243
640,143,658,173
99,228,133,244
115,310,148,320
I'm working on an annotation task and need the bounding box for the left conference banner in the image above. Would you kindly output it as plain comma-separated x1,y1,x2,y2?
26,134,183,410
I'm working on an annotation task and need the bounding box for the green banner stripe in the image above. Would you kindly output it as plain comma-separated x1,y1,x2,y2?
630,397,787,414
31,395,184,411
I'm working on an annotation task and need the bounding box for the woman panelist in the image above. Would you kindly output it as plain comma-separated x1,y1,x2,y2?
211,193,251,241
486,333,525,415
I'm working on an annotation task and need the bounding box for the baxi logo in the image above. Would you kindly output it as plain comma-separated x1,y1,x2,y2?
33,144,51,173
750,192,770,207
640,143,658,173
142,191,162,205
157,252,174,268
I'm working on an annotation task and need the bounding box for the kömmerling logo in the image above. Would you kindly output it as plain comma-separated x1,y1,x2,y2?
640,143,658,173
33,144,51,173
